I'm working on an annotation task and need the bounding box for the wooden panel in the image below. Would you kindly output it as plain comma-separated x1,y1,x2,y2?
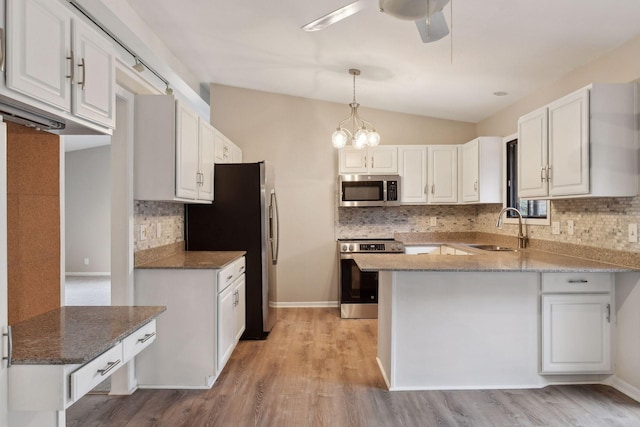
7,122,60,324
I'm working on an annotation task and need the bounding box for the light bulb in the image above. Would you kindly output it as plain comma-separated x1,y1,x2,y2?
367,131,380,147
354,128,368,149
332,129,348,148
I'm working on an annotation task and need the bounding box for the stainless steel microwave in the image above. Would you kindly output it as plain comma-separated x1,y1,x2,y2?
338,175,401,207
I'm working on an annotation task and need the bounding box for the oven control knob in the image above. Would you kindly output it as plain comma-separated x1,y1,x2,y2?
349,244,355,252
342,244,348,251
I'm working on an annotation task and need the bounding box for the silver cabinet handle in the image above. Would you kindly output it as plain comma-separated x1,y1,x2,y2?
424,184,428,195
78,57,86,90
137,332,156,344
546,165,551,181
606,303,611,323
474,180,478,191
372,156,374,169
540,167,546,182
431,185,435,195
67,50,75,83
2,326,11,368
226,274,233,281
567,279,589,284
97,359,121,376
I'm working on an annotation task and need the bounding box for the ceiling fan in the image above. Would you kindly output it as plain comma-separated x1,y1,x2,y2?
302,0,450,43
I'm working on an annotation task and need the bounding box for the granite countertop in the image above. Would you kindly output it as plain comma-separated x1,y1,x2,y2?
135,250,246,269
11,306,166,365
353,244,638,273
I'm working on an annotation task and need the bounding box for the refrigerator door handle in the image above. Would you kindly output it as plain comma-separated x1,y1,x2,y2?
269,189,280,264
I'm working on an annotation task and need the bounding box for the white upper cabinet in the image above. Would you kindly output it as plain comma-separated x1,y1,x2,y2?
518,84,637,199
518,107,548,198
71,19,115,127
460,137,502,203
6,0,72,111
547,89,589,196
398,146,428,203
214,129,242,164
428,145,458,203
175,101,200,200
339,146,398,174
6,0,115,129
134,95,215,203
198,120,216,201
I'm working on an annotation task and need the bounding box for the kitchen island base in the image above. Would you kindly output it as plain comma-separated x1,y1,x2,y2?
377,271,612,391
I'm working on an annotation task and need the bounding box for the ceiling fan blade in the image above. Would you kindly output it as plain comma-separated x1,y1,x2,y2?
415,11,449,43
302,1,364,31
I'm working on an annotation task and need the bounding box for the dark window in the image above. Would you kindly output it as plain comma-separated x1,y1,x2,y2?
506,139,547,219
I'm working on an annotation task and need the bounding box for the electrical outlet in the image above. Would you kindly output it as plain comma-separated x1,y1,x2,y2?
629,223,638,243
567,220,574,236
83,258,89,266
430,217,437,227
552,221,560,235
140,224,148,241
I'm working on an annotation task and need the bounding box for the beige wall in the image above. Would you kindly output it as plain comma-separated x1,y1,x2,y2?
65,145,111,273
210,84,476,304
477,33,640,136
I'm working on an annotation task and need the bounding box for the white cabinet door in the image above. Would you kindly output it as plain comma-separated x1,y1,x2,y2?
234,277,246,341
518,107,548,198
428,146,458,203
175,101,199,200
214,130,232,164
398,146,427,203
339,148,368,173
541,294,612,374
461,139,479,202
6,0,72,111
198,119,215,201
71,19,115,127
231,144,243,163
369,147,398,173
217,282,236,372
548,89,589,197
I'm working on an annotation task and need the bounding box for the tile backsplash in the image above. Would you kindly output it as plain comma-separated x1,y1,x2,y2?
477,196,640,253
336,205,478,239
136,194,640,255
337,195,640,254
134,201,184,251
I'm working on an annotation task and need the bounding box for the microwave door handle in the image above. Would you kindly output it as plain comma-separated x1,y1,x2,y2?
383,181,387,202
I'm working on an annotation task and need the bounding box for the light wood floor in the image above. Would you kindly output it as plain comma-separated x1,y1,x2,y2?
67,308,640,426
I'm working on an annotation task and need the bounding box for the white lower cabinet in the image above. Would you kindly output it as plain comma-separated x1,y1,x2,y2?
217,272,246,374
540,273,613,374
134,257,245,388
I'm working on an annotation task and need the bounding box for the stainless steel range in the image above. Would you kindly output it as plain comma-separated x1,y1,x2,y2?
338,238,404,319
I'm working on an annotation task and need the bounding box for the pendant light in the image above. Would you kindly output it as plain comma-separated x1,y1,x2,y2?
332,69,380,149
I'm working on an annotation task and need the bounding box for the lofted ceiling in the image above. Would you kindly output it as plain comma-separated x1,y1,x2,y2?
123,0,640,123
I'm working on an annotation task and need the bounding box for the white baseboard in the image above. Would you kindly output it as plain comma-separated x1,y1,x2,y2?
271,301,338,308
611,376,640,403
65,272,111,277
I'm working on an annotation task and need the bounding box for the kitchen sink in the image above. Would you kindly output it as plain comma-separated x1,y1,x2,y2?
468,244,517,252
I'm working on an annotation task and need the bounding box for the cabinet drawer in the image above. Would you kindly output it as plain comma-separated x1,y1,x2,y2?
542,273,612,293
217,257,246,292
123,320,157,362
70,344,123,401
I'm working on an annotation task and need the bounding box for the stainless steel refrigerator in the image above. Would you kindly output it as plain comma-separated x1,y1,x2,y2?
185,161,279,339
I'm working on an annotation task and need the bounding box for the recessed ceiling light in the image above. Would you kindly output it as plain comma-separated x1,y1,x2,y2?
493,91,509,97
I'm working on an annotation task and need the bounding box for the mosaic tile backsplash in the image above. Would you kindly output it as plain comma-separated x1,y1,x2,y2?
134,201,184,251
337,195,640,254
136,194,640,255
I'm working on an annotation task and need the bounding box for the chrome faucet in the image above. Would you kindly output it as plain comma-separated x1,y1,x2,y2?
496,207,527,249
